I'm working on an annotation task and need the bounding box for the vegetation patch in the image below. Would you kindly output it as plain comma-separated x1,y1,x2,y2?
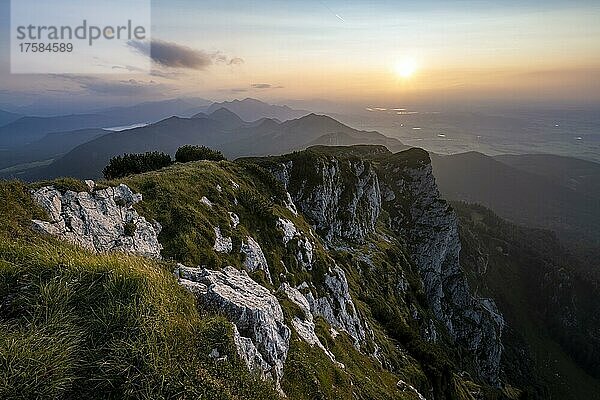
103,152,173,180
29,177,90,194
175,145,226,163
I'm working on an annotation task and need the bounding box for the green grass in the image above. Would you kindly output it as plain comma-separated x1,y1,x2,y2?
0,180,46,237
108,155,504,400
0,180,277,399
282,320,414,400
29,177,90,194
111,161,273,268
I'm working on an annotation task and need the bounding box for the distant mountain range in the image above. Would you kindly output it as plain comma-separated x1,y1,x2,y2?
15,108,405,181
0,129,107,171
0,98,309,173
0,98,216,150
0,114,116,149
2,97,599,252
0,97,212,117
205,98,309,122
91,98,212,123
494,153,600,200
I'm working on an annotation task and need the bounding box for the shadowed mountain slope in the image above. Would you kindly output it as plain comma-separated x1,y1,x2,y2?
431,151,600,244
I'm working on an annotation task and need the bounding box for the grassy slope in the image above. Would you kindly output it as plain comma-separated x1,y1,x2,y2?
0,180,277,399
0,162,416,399
1,152,533,399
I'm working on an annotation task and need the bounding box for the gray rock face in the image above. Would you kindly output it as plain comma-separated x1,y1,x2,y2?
213,227,232,253
382,158,504,385
31,184,162,258
284,192,299,216
280,283,341,366
276,217,314,269
274,158,381,242
232,324,270,375
277,217,298,245
273,150,504,384
300,265,367,349
229,212,240,229
175,265,290,388
241,236,272,283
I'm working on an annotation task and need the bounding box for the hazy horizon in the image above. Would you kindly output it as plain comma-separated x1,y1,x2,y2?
1,0,600,112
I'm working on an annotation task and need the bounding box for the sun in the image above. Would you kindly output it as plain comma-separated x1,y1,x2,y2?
394,58,418,79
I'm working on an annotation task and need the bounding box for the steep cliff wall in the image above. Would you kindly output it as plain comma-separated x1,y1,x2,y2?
266,146,504,386
378,150,504,385
271,152,381,242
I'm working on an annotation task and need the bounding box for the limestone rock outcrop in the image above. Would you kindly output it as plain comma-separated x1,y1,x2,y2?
175,265,290,388
299,265,367,349
280,283,341,366
273,157,381,242
213,227,233,253
31,183,162,258
271,148,504,384
241,236,272,283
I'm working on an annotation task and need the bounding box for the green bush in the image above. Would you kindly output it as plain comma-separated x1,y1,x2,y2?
175,145,225,163
103,152,172,180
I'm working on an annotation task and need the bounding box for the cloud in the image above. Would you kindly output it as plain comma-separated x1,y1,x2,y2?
150,70,185,79
251,83,284,89
110,65,147,73
128,39,244,70
228,57,245,66
227,83,283,93
251,83,272,89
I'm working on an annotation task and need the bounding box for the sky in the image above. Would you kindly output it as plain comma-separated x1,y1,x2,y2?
1,0,599,112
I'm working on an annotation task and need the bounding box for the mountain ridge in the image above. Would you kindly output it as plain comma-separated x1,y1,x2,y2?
1,145,598,399
431,151,600,244
17,111,406,180
206,98,309,122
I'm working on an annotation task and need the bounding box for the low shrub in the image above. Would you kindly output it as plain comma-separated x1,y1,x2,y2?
175,145,225,163
103,152,172,180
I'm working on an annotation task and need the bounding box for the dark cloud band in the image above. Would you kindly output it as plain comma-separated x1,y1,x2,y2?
128,40,243,70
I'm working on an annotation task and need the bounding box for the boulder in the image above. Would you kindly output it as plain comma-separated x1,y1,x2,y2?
176,265,290,388
213,227,232,253
31,183,162,258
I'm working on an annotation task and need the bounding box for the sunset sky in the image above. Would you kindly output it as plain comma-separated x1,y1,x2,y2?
1,0,599,110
